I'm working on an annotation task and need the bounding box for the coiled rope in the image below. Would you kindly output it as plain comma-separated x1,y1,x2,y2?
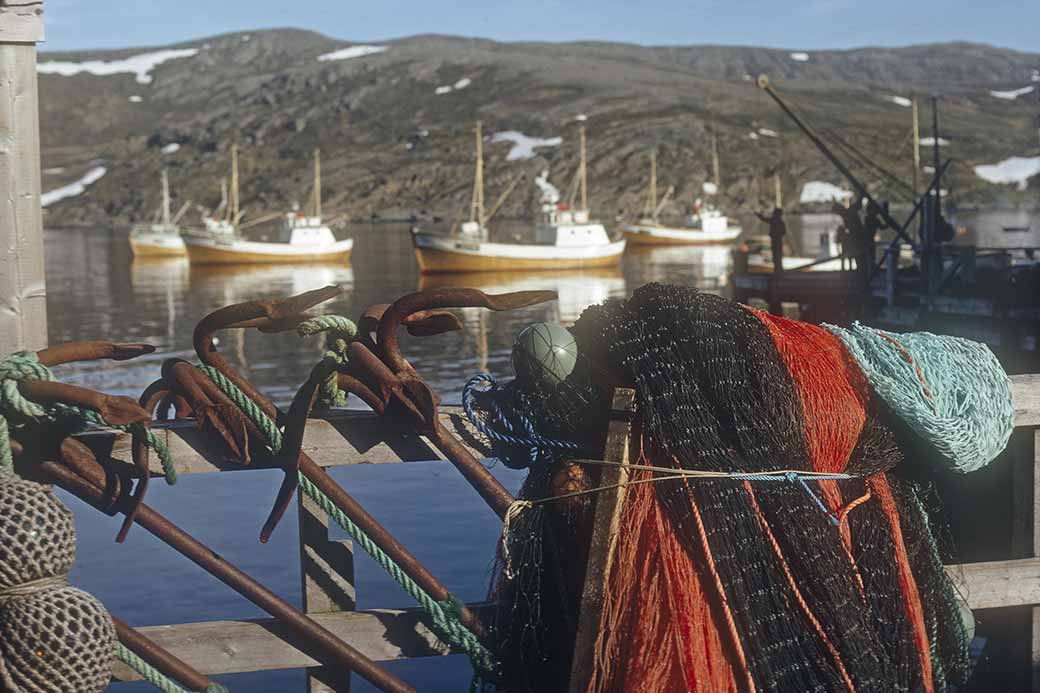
296,315,358,408
115,643,228,693
462,373,579,468
825,323,1014,473
0,352,177,484
195,361,499,678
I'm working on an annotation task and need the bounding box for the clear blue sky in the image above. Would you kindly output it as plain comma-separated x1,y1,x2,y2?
43,0,1039,53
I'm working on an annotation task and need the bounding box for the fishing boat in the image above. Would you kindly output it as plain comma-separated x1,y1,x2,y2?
622,138,742,246
184,147,353,265
128,170,189,257
745,230,844,272
411,118,626,273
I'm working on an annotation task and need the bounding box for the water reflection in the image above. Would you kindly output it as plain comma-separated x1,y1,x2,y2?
188,262,355,302
624,245,732,292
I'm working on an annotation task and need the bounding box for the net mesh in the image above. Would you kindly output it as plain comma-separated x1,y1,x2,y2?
488,283,971,693
0,474,115,693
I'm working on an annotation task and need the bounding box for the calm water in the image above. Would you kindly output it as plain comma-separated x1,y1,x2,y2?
40,211,1040,691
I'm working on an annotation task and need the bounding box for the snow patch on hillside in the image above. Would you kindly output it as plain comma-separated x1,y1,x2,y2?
435,77,473,95
990,85,1035,100
884,94,912,107
919,137,950,146
758,128,779,138
317,45,386,62
800,181,852,204
790,52,810,62
41,166,107,207
491,131,562,160
974,156,1040,190
128,95,143,103
38,48,198,84
161,143,181,154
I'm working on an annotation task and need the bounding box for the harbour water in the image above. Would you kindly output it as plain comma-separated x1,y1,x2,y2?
43,211,1039,691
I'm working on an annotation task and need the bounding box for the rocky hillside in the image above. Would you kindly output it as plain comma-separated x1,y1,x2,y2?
37,29,1040,227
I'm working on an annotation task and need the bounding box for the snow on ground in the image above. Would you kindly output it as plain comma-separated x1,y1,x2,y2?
919,137,950,146
884,94,912,107
702,182,718,195
491,131,562,160
128,95,143,103
161,143,181,154
38,48,198,84
990,85,1036,100
43,167,65,175
41,166,106,207
747,132,760,140
790,52,810,62
758,128,779,138
974,156,1040,190
800,181,852,204
241,35,251,42
435,77,473,95
1033,70,1040,83
317,45,386,62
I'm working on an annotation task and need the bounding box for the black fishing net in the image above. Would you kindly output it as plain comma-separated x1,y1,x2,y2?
486,283,969,692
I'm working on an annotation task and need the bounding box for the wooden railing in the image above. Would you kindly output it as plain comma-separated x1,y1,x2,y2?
89,376,1040,690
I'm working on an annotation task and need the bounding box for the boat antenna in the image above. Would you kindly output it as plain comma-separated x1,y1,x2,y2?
470,121,485,229
230,143,240,229
577,114,588,210
160,169,171,226
911,97,921,198
711,127,721,191
313,148,322,218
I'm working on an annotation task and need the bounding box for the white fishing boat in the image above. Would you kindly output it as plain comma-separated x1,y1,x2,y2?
185,147,353,265
622,140,742,246
412,118,626,273
745,231,844,272
129,170,189,257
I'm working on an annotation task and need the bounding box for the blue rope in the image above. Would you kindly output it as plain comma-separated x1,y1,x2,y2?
462,373,579,468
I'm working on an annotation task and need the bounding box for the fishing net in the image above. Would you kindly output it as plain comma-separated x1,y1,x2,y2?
484,283,974,693
0,473,116,693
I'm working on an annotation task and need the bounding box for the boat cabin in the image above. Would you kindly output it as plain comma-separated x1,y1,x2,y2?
277,212,337,246
535,203,612,246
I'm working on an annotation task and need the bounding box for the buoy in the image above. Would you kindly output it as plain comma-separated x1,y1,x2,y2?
512,322,578,387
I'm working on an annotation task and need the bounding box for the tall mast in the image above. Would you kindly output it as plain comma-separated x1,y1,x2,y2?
219,178,228,220
649,150,657,219
230,143,240,228
711,131,721,190
578,116,588,210
469,121,485,228
313,148,322,218
160,169,171,225
911,97,921,198
774,172,782,209
931,97,941,217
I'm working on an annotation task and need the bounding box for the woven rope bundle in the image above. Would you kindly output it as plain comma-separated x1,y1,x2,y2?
0,472,115,693
825,322,1014,473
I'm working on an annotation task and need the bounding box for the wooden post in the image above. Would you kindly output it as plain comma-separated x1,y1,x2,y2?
298,489,357,692
0,0,47,355
568,387,636,693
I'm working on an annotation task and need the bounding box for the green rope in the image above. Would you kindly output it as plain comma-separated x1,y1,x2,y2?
0,352,177,484
0,415,12,474
196,364,499,677
296,315,358,409
116,643,228,693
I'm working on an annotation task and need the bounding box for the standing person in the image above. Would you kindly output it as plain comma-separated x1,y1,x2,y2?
832,200,865,272
756,207,786,274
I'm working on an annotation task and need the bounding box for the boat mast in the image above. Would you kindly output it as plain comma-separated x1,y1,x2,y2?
469,121,485,229
218,178,228,220
313,148,322,218
230,143,240,228
911,97,921,198
774,172,783,209
160,169,171,226
578,117,588,210
647,150,657,220
711,131,721,191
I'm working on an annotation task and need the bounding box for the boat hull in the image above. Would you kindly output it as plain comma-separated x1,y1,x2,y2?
412,233,625,273
622,223,742,246
129,233,186,257
746,254,844,273
183,236,354,264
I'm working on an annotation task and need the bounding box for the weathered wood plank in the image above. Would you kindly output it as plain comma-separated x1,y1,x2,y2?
299,488,355,693
76,407,482,475
946,557,1040,610
0,38,47,355
568,388,636,693
0,2,44,43
109,605,494,681
1014,374,1040,428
